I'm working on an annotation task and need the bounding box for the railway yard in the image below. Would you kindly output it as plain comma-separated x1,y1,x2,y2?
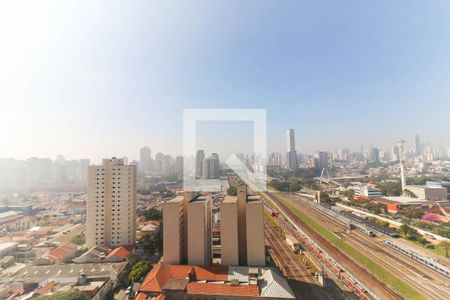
263,190,450,300
265,211,359,300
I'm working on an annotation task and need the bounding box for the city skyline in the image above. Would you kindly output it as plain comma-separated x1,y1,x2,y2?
2,1,450,161
1,132,448,164
1,2,450,300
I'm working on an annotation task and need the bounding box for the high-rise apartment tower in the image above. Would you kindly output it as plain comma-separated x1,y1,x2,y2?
86,157,137,248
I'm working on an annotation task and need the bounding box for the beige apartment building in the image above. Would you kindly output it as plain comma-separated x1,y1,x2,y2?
220,185,265,266
246,195,265,266
187,195,212,265
163,192,212,266
163,195,187,265
86,157,137,248
220,196,239,266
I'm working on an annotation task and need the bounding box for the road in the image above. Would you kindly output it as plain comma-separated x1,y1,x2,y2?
48,223,85,244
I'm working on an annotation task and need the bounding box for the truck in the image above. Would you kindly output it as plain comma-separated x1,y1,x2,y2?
286,234,301,253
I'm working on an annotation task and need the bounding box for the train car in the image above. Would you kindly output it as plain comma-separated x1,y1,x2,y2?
352,223,375,237
384,240,450,278
359,227,375,237
343,211,398,237
264,204,277,217
285,234,301,253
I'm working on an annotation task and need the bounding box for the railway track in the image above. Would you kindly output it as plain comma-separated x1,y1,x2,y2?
265,218,347,300
265,224,316,282
265,208,360,300
286,193,450,299
265,191,403,300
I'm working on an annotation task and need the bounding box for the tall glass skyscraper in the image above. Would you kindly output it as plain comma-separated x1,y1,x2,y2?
286,129,298,170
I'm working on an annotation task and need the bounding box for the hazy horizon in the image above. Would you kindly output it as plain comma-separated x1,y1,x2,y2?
2,1,450,161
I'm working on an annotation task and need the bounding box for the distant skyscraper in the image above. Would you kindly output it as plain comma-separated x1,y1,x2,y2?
175,156,184,177
77,159,90,186
139,146,151,173
195,150,205,179
370,148,380,162
391,146,400,161
86,157,137,248
154,152,164,172
415,134,422,156
286,129,298,170
162,154,174,175
315,151,330,170
203,153,220,179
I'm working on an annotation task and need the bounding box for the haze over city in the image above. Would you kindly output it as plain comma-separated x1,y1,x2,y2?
2,1,450,161
2,2,450,300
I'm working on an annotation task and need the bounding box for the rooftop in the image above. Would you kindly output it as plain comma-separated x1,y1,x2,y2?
106,246,130,260
139,264,295,299
190,195,210,203
247,195,261,202
0,211,21,219
0,242,18,251
406,185,446,190
381,196,429,204
10,262,127,284
166,195,184,203
222,195,237,203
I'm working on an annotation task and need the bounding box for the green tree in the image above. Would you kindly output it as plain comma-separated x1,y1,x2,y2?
227,187,237,196
402,207,424,219
140,234,156,253
288,180,302,192
129,261,152,283
141,208,162,221
377,181,401,196
399,224,411,239
407,228,419,241
71,234,86,245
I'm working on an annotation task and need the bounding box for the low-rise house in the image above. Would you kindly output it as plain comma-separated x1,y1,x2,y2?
34,244,78,265
104,246,131,262
73,246,109,264
136,221,160,240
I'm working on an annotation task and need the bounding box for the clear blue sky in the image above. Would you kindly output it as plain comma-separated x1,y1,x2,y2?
1,1,450,162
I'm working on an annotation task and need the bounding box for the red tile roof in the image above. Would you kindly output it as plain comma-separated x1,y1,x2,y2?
193,265,228,281
106,246,130,260
37,281,55,295
48,245,75,261
187,282,259,297
140,220,160,226
139,264,231,297
140,264,193,293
